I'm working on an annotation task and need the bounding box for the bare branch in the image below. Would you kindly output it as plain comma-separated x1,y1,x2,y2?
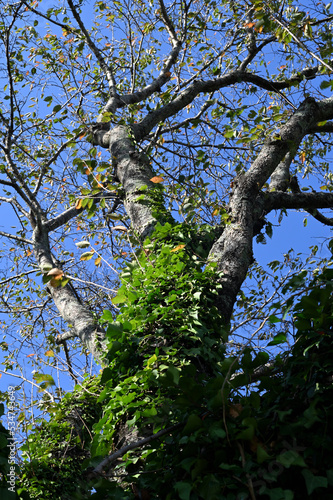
44,206,84,232
0,369,55,402
130,71,312,142
158,0,179,45
0,195,30,219
99,41,183,118
305,208,333,226
55,330,77,343
269,152,294,192
0,230,32,245
67,0,117,104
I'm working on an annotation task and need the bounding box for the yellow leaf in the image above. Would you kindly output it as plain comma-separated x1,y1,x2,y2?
45,350,54,357
75,198,83,209
95,256,102,266
213,208,219,216
171,244,185,252
150,176,164,183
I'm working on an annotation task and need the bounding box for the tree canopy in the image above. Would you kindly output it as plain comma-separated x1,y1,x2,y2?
0,0,332,498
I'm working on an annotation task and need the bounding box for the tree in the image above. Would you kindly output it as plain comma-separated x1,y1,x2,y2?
0,0,333,498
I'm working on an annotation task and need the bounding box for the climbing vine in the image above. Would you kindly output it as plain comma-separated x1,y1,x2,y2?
13,226,333,499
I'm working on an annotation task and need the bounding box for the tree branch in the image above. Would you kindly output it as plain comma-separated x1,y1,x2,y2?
67,0,117,98
0,230,32,245
22,1,74,32
32,225,107,362
93,423,182,475
271,13,333,73
264,191,333,212
44,205,84,232
158,0,179,46
130,73,316,142
306,208,333,226
0,269,37,286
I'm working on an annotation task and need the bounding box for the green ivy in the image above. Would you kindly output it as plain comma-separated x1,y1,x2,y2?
19,377,103,500
18,226,333,499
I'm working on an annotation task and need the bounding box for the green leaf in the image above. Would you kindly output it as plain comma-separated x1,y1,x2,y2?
174,482,192,500
320,80,331,90
80,251,95,261
268,314,280,324
183,414,202,434
167,365,180,385
267,332,287,346
100,309,113,322
277,450,307,468
257,444,271,464
33,373,55,387
111,292,127,305
302,470,328,495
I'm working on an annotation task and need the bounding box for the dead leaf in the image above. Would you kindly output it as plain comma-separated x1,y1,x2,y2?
150,176,164,183
75,198,83,209
171,244,185,252
229,403,243,418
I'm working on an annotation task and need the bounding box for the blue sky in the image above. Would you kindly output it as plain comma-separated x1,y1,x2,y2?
0,0,332,433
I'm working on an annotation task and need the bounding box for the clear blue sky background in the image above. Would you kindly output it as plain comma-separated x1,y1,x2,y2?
0,0,332,429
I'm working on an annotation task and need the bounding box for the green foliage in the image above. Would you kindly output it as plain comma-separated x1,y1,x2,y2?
18,228,333,499
18,377,103,499
251,266,333,498
2,0,333,498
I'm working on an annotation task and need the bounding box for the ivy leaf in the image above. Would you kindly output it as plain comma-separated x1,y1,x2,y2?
302,470,328,495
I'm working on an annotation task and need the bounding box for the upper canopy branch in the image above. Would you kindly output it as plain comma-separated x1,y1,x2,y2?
264,191,333,213
67,0,117,99
245,97,320,193
130,74,321,142
97,40,183,120
44,205,84,233
158,0,179,46
306,208,333,226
